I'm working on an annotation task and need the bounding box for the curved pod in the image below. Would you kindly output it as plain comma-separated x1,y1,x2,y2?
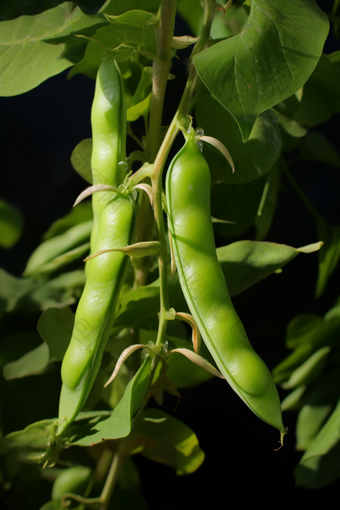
91,58,127,250
59,194,135,427
166,138,285,435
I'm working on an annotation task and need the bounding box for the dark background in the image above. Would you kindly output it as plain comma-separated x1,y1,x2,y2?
1,0,340,508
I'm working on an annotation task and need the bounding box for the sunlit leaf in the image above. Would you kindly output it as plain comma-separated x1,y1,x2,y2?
0,3,109,96
120,408,205,475
194,0,329,140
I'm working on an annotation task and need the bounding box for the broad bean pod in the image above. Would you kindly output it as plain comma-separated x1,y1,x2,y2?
59,193,135,429
90,58,127,251
166,136,286,438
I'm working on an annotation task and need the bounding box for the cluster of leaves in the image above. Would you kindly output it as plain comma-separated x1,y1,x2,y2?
0,0,340,508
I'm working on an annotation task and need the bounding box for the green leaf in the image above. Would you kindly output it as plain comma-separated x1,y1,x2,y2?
37,307,74,360
295,371,340,451
23,220,93,277
273,109,308,139
106,10,158,27
0,268,85,315
71,357,152,446
0,3,109,96
68,17,156,80
316,221,340,298
293,54,340,128
281,346,330,390
217,240,322,296
194,0,329,141
273,313,340,384
285,313,323,349
0,199,23,248
127,93,152,121
196,94,281,183
300,131,340,169
101,0,160,16
2,307,74,380
70,139,93,185
120,408,205,475
43,202,93,240
211,177,268,237
165,336,215,388
294,397,340,488
254,162,281,240
2,343,50,381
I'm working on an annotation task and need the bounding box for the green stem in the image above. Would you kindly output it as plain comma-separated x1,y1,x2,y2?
283,163,326,224
152,0,216,350
147,0,178,162
61,453,123,509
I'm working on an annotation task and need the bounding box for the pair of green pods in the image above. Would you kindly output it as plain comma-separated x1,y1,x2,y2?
59,58,135,430
166,136,286,439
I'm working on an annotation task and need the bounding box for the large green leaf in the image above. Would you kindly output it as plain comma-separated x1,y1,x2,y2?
0,2,109,96
211,177,267,236
196,95,281,184
293,54,340,128
294,397,340,488
72,357,152,446
120,408,205,475
217,240,322,296
194,0,329,141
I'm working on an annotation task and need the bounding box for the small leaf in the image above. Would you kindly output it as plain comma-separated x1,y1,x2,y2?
316,221,340,298
127,92,152,121
0,200,23,248
294,397,340,488
281,347,331,390
70,138,93,184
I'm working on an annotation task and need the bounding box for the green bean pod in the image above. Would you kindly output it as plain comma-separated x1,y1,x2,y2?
59,193,135,428
90,58,127,251
166,137,285,437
